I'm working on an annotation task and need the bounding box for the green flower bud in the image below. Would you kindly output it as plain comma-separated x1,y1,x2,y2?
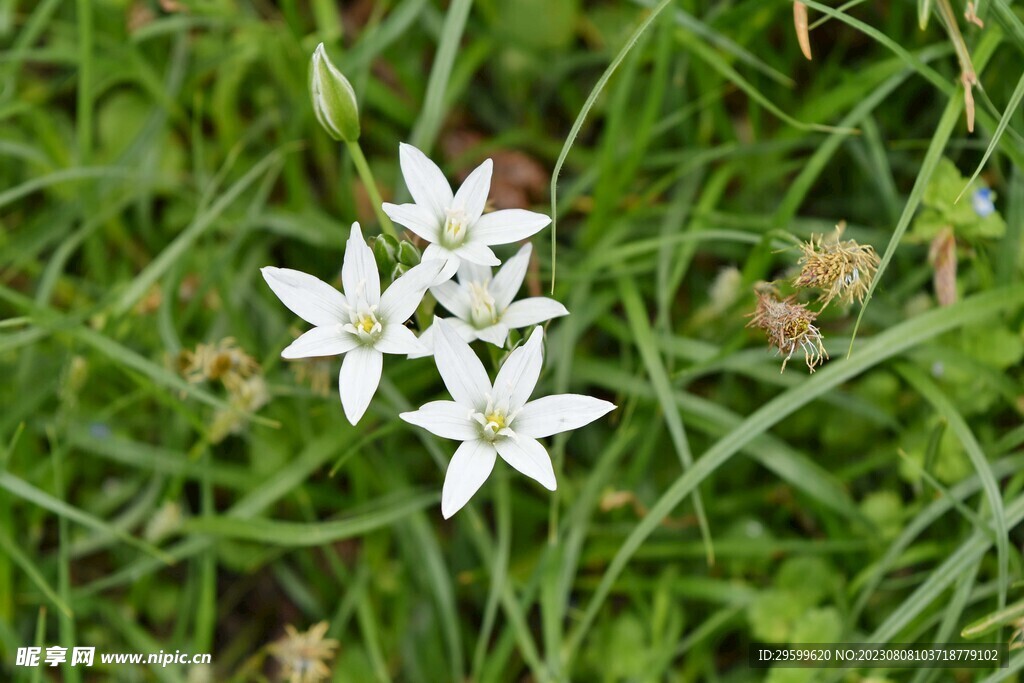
374,234,399,274
309,43,360,142
390,263,409,281
397,240,421,267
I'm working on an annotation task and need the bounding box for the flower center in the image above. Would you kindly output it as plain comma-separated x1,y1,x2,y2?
441,208,469,248
467,280,499,328
343,305,382,344
485,411,506,430
471,395,518,442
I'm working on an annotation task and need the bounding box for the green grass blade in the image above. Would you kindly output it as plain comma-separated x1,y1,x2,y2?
183,491,439,546
0,471,172,564
676,30,857,134
803,0,948,91
849,453,1024,621
919,0,933,28
619,277,714,564
957,67,1024,202
631,0,793,86
848,30,1001,351
565,284,1024,661
110,143,296,315
548,0,674,290
0,528,72,619
963,598,1024,638
408,0,472,153
898,364,1009,610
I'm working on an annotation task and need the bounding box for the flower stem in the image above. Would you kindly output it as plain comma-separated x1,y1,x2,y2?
345,139,398,239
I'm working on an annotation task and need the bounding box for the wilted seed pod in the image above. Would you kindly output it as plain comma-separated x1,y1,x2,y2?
928,227,958,307
374,234,399,274
309,42,360,142
397,240,421,267
746,285,828,373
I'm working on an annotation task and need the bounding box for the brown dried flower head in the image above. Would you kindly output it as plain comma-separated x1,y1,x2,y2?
268,621,339,683
747,285,828,373
179,338,259,385
793,223,879,308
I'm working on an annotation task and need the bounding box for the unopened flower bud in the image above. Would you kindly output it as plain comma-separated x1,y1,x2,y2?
374,234,399,274
309,43,360,142
391,263,409,281
397,240,421,267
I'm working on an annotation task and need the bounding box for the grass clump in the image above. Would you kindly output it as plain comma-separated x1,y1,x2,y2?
2,1,1024,681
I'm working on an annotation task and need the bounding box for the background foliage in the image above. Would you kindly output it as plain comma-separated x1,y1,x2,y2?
2,0,1024,680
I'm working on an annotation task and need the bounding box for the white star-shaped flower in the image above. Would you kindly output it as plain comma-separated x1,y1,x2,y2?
261,222,443,425
409,243,568,357
382,143,551,281
400,320,616,519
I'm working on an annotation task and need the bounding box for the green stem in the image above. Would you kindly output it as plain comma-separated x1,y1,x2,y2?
346,139,397,239
76,0,93,164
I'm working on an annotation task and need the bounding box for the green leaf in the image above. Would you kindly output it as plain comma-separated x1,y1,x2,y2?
183,491,439,546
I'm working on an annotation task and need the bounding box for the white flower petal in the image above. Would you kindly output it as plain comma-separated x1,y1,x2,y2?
475,323,509,347
452,158,492,225
338,345,382,425
423,243,453,261
491,326,544,411
502,298,569,329
431,280,472,319
281,325,357,359
513,394,616,439
374,323,424,355
433,319,491,410
261,267,348,327
400,400,479,441
377,259,444,323
342,223,381,306
407,324,435,359
446,317,482,341
423,244,460,284
455,258,492,285
381,202,441,242
490,243,531,310
405,319,476,359
494,436,556,491
399,142,453,222
441,439,497,519
470,209,551,246
454,242,500,267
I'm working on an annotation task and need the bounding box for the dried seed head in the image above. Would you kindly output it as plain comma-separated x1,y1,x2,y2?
291,358,333,397
209,375,269,443
268,621,339,683
747,285,828,373
179,338,259,385
793,223,879,308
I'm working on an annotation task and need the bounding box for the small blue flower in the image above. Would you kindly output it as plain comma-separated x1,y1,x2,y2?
89,422,111,438
972,187,995,218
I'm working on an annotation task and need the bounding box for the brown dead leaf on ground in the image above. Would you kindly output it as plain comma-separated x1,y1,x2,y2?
441,129,548,210
342,0,376,34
